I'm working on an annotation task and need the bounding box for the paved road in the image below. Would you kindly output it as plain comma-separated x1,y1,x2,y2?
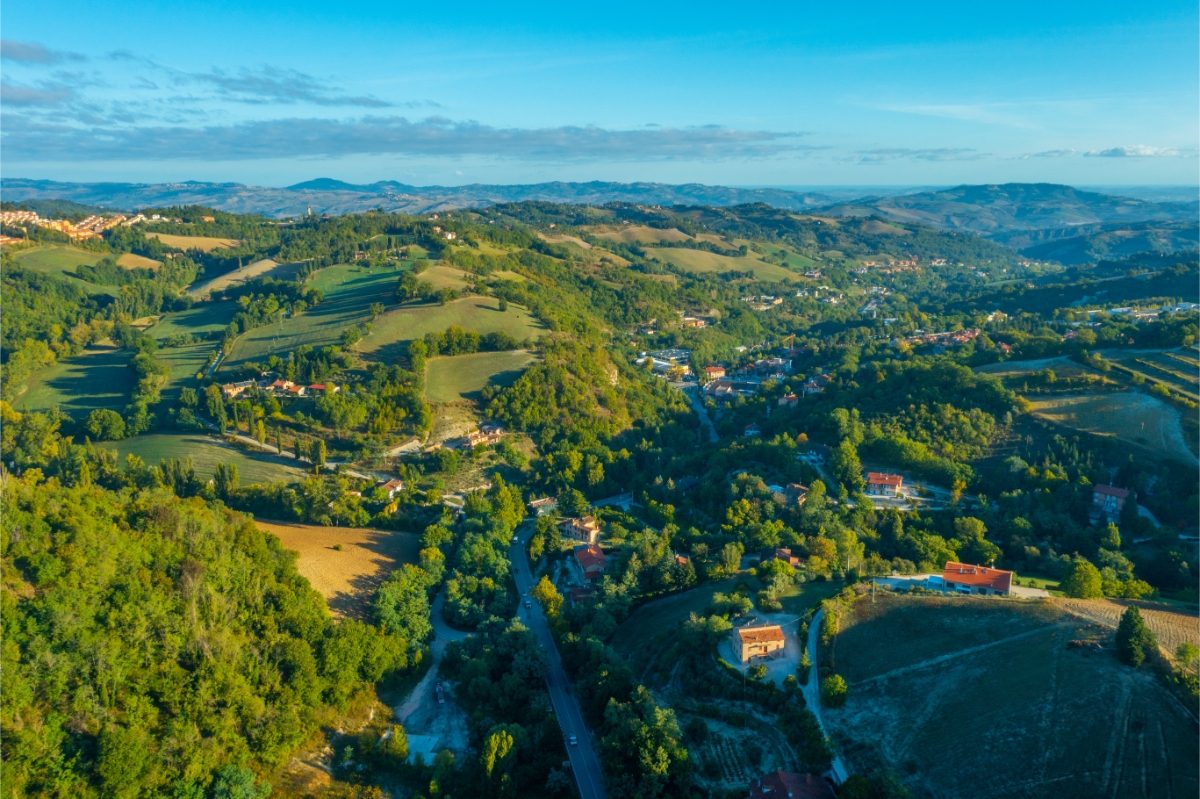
510,525,607,799
801,609,849,785
680,385,718,443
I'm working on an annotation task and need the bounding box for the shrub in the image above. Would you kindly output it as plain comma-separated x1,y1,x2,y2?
821,674,849,707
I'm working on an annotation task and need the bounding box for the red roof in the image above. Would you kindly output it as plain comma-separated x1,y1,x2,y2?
1094,484,1130,500
574,544,606,574
748,771,835,799
942,561,1013,592
867,472,903,487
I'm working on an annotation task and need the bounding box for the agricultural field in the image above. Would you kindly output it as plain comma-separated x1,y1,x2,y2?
14,345,131,418
116,252,161,270
356,296,545,363
1056,598,1200,666
586,224,695,245
1102,348,1200,401
418,264,472,290
1028,391,1198,465
644,246,801,282
221,262,401,368
149,299,238,342
424,349,538,403
98,433,306,484
144,232,239,251
7,244,119,295
188,258,306,297
826,594,1199,799
256,520,421,619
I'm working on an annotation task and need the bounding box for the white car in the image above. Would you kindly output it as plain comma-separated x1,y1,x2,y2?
568,735,578,747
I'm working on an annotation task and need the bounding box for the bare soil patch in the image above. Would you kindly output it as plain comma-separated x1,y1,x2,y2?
257,520,420,618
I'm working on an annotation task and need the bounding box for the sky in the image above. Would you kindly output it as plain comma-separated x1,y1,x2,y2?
1,0,1197,187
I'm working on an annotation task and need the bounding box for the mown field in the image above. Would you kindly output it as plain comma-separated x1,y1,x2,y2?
149,299,238,341
188,258,307,296
424,349,538,403
1103,348,1200,401
14,345,131,418
356,296,545,363
256,521,421,619
98,433,306,484
116,252,161,270
145,232,239,251
8,245,119,295
586,224,695,245
826,594,1199,799
645,246,801,282
418,264,472,290
1028,390,1198,465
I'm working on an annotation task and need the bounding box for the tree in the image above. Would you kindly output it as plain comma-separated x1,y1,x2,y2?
1115,606,1156,667
205,384,228,432
375,564,433,642
532,574,563,619
214,462,239,500
312,439,327,470
821,674,848,707
831,440,865,494
381,724,409,766
1176,642,1199,676
210,765,271,799
86,408,126,440
1062,557,1103,598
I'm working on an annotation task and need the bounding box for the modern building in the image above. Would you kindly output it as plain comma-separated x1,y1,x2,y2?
866,472,904,496
942,561,1013,596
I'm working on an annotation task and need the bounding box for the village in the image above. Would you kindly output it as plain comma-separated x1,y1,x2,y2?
0,209,178,243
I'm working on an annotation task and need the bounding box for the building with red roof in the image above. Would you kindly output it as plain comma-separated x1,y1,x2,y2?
1092,484,1130,520
574,544,607,581
866,471,904,496
747,770,835,799
942,561,1013,596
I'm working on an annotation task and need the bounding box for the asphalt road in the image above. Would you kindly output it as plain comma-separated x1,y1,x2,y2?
802,609,849,784
510,526,608,799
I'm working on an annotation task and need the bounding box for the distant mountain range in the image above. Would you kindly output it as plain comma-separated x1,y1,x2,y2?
3,178,1196,263
0,178,838,218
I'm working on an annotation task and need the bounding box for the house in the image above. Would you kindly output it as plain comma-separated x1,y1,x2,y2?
704,365,727,380
460,425,504,449
674,553,691,567
528,497,558,516
866,472,904,496
560,515,600,544
778,392,799,408
307,383,340,393
748,771,836,799
221,380,256,399
942,561,1013,596
1093,484,1130,519
784,483,810,506
283,384,307,397
759,547,801,568
568,585,595,605
733,624,786,663
574,544,607,581
377,478,405,499
744,424,762,438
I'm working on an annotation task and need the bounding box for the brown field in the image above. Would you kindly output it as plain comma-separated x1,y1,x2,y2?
116,252,161,269
257,520,421,618
146,232,239,251
586,223,694,245
826,593,1199,799
188,258,308,297
1056,597,1200,664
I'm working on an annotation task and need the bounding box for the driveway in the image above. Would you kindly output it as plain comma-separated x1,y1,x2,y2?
392,592,470,755
801,609,850,785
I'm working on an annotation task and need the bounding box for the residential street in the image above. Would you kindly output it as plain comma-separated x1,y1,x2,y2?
510,525,608,799
680,384,719,443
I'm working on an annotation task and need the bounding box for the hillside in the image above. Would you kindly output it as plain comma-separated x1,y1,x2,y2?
821,183,1197,237
0,177,836,218
996,219,1199,265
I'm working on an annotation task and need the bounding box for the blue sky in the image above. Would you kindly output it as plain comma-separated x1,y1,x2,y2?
2,0,1197,186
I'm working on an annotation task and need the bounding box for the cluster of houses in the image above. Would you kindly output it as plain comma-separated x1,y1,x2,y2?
0,210,173,241
899,328,981,349
448,423,505,450
220,377,340,399
743,295,784,311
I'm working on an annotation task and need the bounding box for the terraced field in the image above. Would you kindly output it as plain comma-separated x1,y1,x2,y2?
826,594,1199,799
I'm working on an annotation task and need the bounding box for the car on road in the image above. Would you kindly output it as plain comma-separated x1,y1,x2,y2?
524,600,532,609
567,735,578,746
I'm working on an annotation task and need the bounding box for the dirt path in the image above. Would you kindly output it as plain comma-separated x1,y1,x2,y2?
852,623,1066,689
391,592,471,754
804,610,850,784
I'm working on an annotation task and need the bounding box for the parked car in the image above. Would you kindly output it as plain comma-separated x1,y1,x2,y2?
568,735,578,746
524,600,532,609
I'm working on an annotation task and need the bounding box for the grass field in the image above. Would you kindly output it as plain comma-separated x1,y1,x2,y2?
145,232,238,251
424,349,537,403
826,594,1199,799
222,263,401,369
116,252,161,270
645,246,801,282
150,299,238,342
256,520,421,619
356,296,545,364
587,224,695,245
418,264,471,290
14,345,131,417
8,245,119,295
99,433,305,484
1028,391,1198,465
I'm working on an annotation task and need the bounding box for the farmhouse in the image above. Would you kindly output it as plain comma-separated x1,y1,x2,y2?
704,365,727,380
560,515,600,544
734,624,786,663
866,472,904,496
574,544,607,581
221,379,256,399
528,497,558,516
942,561,1013,596
377,478,405,499
1093,484,1130,520
748,771,835,799
759,547,801,568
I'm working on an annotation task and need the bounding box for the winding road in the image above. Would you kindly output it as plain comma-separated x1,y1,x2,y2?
510,524,607,799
